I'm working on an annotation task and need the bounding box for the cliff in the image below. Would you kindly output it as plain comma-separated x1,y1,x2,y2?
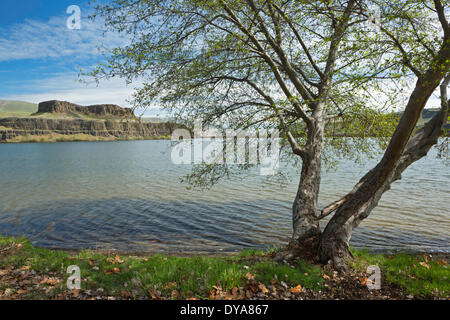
0,117,176,142
36,100,135,119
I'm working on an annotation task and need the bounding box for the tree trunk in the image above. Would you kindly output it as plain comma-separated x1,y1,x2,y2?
319,74,450,270
292,118,325,246
292,147,322,242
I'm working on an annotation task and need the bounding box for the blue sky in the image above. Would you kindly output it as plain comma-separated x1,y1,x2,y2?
0,0,160,115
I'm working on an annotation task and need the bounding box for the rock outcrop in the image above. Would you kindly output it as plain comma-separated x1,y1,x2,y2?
36,100,135,119
0,117,176,141
0,100,181,142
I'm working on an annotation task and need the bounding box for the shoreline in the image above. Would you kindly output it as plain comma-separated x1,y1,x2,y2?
24,243,450,260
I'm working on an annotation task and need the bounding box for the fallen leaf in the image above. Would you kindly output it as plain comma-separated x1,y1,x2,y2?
163,282,177,289
258,283,269,294
17,289,27,295
245,272,255,280
171,290,181,300
114,255,124,264
322,274,330,280
39,277,59,285
289,285,302,294
149,289,162,300
438,259,448,266
103,268,120,275
106,257,116,264
359,278,368,286
419,262,430,269
231,287,240,298
71,289,80,298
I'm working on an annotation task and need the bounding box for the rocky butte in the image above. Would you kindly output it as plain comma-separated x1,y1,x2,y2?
35,100,135,119
0,100,177,142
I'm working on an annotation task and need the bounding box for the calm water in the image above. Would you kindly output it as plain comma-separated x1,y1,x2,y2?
0,140,448,254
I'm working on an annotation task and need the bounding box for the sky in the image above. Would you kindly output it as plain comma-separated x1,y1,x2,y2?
0,0,160,116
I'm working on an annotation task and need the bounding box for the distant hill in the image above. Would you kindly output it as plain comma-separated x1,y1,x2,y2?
396,108,449,131
0,100,38,116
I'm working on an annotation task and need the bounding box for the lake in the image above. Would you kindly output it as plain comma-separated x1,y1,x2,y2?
0,140,448,254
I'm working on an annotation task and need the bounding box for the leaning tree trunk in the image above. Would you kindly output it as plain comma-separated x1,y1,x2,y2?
319,73,450,270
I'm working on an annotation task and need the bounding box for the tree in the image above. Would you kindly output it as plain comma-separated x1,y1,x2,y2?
90,0,450,270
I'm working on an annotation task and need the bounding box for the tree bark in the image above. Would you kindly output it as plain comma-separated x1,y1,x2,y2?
292,146,322,242
292,117,325,245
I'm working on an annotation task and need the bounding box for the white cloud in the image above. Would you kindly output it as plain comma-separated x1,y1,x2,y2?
0,14,127,62
1,73,164,116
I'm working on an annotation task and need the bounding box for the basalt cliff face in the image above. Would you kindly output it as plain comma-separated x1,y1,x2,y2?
0,101,176,142
36,100,135,118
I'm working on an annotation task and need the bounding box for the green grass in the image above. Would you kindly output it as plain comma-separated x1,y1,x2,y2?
351,248,449,298
0,237,324,299
1,236,448,299
0,100,37,116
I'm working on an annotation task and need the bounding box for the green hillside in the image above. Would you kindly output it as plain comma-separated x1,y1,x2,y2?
0,100,38,117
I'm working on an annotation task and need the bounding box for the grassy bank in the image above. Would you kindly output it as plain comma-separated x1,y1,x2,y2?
0,236,448,300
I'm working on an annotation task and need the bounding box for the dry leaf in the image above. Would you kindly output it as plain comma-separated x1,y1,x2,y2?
40,277,59,285
419,262,430,269
289,284,302,294
163,282,177,289
149,289,162,300
114,255,124,264
258,283,269,294
359,278,368,286
231,287,240,298
121,290,131,299
171,290,181,300
322,274,331,280
438,259,448,266
71,289,80,298
245,272,255,280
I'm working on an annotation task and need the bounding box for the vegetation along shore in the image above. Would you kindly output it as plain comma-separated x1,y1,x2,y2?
0,236,448,300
